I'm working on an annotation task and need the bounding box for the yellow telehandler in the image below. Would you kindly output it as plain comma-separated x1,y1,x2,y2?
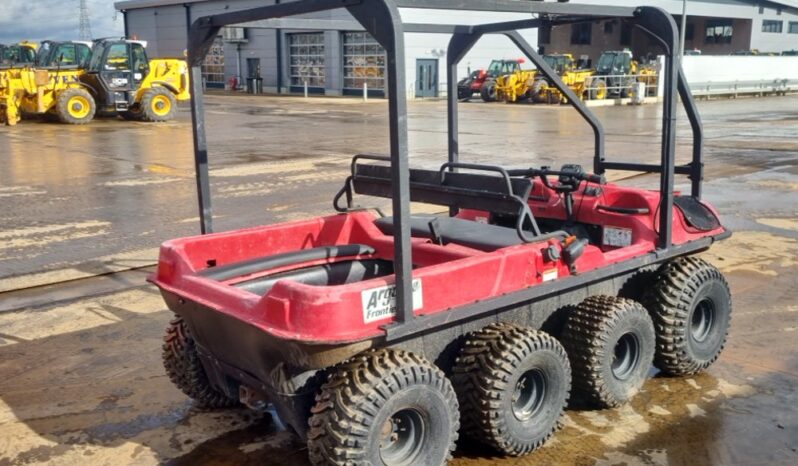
496,54,600,104
0,38,189,126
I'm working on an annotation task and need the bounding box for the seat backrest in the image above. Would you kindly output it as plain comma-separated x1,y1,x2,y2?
352,162,532,216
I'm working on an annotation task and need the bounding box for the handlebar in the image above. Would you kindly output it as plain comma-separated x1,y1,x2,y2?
505,167,606,185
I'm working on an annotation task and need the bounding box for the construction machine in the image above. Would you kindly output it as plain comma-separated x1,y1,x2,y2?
0,38,189,125
35,40,93,68
0,42,37,67
496,53,598,103
457,59,523,102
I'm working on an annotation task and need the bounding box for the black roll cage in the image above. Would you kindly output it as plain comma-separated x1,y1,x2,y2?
185,0,705,340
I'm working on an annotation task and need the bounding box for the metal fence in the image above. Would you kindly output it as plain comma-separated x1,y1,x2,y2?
581,73,660,98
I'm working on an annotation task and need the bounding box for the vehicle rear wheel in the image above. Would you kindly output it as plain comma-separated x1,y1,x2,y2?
139,87,177,122
55,88,96,124
162,315,238,408
589,79,608,100
481,80,497,102
561,296,655,408
307,349,459,466
643,257,732,376
531,79,548,103
452,323,570,456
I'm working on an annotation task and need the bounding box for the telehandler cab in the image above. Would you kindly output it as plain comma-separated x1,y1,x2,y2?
153,1,731,465
0,38,189,125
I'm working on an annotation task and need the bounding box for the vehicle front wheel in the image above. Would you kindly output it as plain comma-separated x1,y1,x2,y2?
481,80,497,102
644,257,732,376
307,349,459,466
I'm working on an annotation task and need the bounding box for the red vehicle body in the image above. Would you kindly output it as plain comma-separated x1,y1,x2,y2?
152,181,724,347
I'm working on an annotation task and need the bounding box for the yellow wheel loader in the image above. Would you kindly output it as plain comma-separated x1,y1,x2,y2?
0,39,189,126
528,54,597,104
0,41,37,67
496,54,596,104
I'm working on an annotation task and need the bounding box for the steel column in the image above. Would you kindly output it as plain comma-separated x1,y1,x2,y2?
347,0,414,325
446,32,481,216
678,67,704,199
188,65,214,234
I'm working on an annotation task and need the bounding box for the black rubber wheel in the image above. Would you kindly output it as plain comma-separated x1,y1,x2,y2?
139,87,177,122
452,323,570,456
480,80,497,102
561,296,655,408
530,79,548,103
121,105,144,121
458,87,472,101
307,349,459,466
162,315,238,408
643,257,732,376
589,79,608,100
55,88,96,124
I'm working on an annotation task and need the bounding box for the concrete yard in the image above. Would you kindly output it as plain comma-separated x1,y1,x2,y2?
0,94,796,465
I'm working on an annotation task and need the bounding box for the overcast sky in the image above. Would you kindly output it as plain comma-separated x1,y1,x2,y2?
0,0,124,44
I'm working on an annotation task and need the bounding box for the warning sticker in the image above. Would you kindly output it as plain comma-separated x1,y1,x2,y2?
361,279,423,324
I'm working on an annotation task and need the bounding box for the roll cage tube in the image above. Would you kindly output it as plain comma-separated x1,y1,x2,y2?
185,0,704,332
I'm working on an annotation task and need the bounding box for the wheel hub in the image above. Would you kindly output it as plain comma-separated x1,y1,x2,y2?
612,332,641,380
379,408,425,466
691,298,715,343
511,368,547,421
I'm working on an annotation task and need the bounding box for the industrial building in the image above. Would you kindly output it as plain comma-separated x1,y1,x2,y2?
114,0,798,97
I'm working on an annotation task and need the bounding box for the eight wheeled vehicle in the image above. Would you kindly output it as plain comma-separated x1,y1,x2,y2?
152,1,732,465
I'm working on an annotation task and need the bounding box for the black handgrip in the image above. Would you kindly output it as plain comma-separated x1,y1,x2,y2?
584,173,606,184
596,204,650,215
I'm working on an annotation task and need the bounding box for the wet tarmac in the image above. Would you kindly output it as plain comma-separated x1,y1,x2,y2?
0,94,797,465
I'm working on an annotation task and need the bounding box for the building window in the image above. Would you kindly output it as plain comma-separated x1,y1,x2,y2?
620,22,632,46
789,22,798,34
705,20,733,44
289,32,325,87
571,22,592,45
342,32,385,91
762,20,783,33
201,36,225,88
539,23,552,45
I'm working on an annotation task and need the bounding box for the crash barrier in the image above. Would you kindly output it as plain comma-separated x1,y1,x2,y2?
683,55,798,97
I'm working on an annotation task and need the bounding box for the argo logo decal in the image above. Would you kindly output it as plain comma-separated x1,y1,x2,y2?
361,279,423,323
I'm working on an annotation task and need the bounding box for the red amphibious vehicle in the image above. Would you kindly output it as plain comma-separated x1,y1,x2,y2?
152,1,732,465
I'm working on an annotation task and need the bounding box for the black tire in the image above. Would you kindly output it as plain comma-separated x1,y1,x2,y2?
162,315,238,408
561,296,655,408
122,105,144,121
55,88,96,124
307,349,459,466
480,79,497,102
452,323,571,456
589,79,607,100
643,257,732,376
139,87,177,122
530,79,548,103
458,87,472,101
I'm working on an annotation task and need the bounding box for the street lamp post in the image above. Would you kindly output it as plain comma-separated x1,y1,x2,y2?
680,0,688,57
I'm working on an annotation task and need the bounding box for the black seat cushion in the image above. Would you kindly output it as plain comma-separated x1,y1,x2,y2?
674,196,721,231
374,215,525,251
